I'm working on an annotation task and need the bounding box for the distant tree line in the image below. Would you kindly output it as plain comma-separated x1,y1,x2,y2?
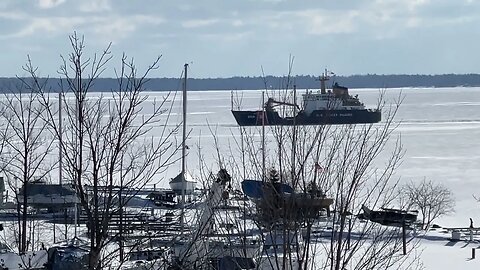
1,73,480,92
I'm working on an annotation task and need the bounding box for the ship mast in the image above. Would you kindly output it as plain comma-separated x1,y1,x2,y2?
57,92,62,242
180,63,188,231
59,92,63,187
261,91,266,181
292,85,297,183
320,68,330,94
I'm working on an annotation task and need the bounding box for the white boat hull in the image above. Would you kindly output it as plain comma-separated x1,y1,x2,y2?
169,181,196,195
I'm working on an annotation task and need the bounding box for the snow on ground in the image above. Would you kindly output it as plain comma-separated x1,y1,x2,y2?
3,210,480,269
417,228,480,269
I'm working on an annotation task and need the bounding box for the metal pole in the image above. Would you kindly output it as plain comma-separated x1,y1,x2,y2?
74,198,77,238
119,155,124,261
347,218,351,249
52,198,56,243
180,63,188,232
402,220,407,255
74,89,79,239
64,198,67,240
59,92,63,186
292,85,296,183
262,91,266,181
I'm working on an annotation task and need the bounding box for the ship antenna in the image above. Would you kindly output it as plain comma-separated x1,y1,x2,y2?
319,69,330,94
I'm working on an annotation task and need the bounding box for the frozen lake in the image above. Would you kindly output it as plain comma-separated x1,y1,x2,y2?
4,86,478,229
160,87,480,228
1,86,479,269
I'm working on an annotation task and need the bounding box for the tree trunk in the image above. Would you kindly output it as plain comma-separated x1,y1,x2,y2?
89,247,101,270
22,179,27,253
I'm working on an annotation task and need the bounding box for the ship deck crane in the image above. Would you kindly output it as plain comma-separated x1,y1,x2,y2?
264,98,300,111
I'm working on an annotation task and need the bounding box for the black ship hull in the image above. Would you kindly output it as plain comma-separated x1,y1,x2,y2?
231,109,381,126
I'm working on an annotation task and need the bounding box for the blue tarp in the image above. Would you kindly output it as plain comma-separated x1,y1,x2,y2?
241,180,293,199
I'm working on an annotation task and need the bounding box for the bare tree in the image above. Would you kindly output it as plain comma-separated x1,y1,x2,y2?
0,77,55,254
23,33,181,269
225,67,421,269
401,178,455,229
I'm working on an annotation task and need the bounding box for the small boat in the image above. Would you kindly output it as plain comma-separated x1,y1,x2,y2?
147,190,177,208
359,205,418,227
256,223,303,270
17,180,78,211
0,242,47,270
242,179,293,198
169,172,196,196
46,237,89,270
231,70,381,126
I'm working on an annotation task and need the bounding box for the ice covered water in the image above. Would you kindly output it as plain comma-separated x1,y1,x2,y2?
166,87,480,228
3,87,479,228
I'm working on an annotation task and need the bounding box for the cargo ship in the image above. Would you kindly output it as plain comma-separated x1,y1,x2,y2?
231,71,381,126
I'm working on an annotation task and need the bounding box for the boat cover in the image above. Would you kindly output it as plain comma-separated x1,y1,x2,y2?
241,179,293,199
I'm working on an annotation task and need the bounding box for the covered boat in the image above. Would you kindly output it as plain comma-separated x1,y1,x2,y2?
359,205,418,227
241,169,333,223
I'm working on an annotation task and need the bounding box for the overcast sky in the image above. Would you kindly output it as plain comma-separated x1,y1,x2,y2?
0,0,479,78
